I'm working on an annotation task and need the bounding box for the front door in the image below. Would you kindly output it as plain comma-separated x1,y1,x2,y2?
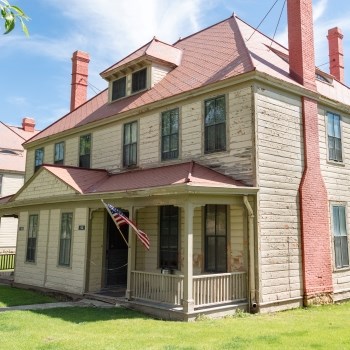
105,214,129,287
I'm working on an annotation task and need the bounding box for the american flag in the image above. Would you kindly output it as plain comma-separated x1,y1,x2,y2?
103,201,150,250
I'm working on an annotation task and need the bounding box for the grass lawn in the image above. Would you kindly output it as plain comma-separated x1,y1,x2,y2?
0,285,56,307
1,301,350,349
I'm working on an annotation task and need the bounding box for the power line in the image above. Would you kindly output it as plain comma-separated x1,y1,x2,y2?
247,0,281,41
271,0,286,46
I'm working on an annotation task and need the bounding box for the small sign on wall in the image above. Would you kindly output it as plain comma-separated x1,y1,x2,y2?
78,225,85,230
18,227,24,231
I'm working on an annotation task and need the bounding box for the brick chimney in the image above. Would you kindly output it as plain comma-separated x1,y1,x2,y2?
287,0,333,304
327,27,344,83
22,117,35,132
70,50,90,111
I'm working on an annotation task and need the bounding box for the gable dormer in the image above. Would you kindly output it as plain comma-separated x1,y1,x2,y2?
100,38,182,102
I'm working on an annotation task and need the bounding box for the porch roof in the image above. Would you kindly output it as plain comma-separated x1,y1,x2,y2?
44,161,246,194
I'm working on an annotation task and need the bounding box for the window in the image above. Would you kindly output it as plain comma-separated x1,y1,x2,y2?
26,214,38,262
112,76,126,101
79,134,91,168
332,205,349,269
159,206,179,269
161,108,179,161
205,205,227,272
34,148,44,172
54,142,65,165
123,121,137,167
204,96,226,153
59,213,73,266
132,68,147,93
327,112,342,162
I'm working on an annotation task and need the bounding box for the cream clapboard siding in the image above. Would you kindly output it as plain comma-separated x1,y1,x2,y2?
0,173,24,251
14,211,48,287
24,84,254,185
24,149,35,182
256,85,304,304
15,208,89,294
88,210,105,292
16,170,76,201
151,64,172,86
318,106,350,295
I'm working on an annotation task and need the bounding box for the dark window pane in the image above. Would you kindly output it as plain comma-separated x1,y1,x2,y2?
59,213,73,266
161,109,179,161
34,148,44,172
132,68,147,93
54,142,64,165
79,134,91,168
159,206,179,269
123,122,137,167
112,76,126,100
26,214,38,262
333,206,349,268
327,112,342,162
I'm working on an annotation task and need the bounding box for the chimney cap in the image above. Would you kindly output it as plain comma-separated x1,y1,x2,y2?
327,27,343,38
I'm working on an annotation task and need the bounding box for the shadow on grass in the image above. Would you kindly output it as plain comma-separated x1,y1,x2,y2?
30,306,152,324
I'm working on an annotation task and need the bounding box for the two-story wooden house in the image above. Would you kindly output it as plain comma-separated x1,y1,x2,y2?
1,0,350,320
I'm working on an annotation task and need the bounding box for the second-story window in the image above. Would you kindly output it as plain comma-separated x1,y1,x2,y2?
132,68,147,93
204,96,226,153
54,142,65,165
327,112,342,162
34,148,44,172
79,134,91,168
161,108,179,161
123,121,137,167
112,76,126,101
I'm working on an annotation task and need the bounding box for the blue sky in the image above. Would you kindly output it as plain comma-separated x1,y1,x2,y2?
1,0,350,131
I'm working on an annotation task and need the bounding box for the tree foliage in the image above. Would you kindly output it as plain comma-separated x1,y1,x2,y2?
0,0,29,36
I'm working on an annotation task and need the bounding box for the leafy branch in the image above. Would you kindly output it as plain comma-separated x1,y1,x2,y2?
0,0,29,36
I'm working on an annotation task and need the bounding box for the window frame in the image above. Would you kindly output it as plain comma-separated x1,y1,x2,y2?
327,112,343,163
131,68,147,94
204,204,227,273
79,134,91,168
123,121,138,168
111,76,127,101
54,141,65,165
26,214,38,263
204,95,227,154
34,148,44,172
58,212,73,267
159,205,179,270
161,108,179,161
331,204,349,269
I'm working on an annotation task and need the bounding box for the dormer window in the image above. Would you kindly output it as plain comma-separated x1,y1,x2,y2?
112,76,126,101
132,68,147,93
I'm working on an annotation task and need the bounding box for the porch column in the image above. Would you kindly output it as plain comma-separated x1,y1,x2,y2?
183,202,195,313
126,206,136,300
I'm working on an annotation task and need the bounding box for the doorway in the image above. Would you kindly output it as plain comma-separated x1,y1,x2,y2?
105,213,129,287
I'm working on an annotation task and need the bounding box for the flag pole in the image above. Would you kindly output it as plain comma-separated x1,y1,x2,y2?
101,199,130,248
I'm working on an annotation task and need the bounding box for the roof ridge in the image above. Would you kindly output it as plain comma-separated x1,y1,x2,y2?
0,121,27,142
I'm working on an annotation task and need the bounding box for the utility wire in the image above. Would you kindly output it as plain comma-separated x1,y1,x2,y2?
247,0,281,41
270,0,286,46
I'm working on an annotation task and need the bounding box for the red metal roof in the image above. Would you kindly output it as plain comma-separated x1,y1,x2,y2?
35,162,245,195
26,14,347,145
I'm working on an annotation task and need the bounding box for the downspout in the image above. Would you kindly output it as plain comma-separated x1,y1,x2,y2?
243,195,257,313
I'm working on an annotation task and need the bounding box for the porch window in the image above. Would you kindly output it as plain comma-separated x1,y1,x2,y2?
26,214,38,263
54,141,65,165
159,205,179,270
327,112,342,162
332,205,349,269
161,108,179,161
79,134,91,168
205,205,227,272
59,212,73,267
204,96,226,153
34,148,44,172
123,121,137,167
112,76,126,101
132,68,147,93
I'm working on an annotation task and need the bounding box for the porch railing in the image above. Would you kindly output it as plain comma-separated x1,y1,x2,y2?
193,272,247,307
132,271,184,305
0,253,15,270
131,271,247,308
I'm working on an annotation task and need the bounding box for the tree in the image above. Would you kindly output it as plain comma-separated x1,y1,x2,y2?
1,0,29,36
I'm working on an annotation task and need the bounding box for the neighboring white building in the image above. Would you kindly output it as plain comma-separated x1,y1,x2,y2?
0,119,38,253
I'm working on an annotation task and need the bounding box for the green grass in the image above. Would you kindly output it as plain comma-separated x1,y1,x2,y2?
1,301,350,349
0,285,56,307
